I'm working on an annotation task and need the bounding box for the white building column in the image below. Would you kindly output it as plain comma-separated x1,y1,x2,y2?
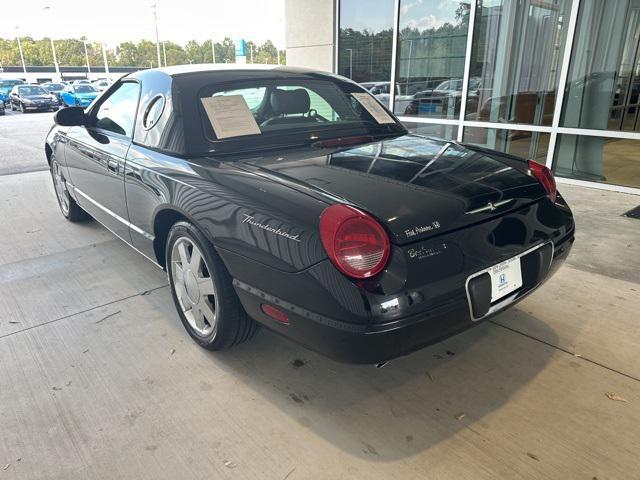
284,0,336,72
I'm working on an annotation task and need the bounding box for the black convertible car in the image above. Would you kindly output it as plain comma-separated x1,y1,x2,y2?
46,65,574,363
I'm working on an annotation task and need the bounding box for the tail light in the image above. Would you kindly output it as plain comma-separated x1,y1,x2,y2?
528,160,557,203
319,204,390,279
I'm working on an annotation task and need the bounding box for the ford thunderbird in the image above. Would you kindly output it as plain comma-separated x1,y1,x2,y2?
45,65,574,363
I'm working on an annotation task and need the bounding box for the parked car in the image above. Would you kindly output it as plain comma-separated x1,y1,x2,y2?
0,79,26,105
9,84,59,112
70,79,92,85
360,81,414,114
60,84,99,107
41,82,67,102
405,78,482,116
46,65,574,363
92,79,112,92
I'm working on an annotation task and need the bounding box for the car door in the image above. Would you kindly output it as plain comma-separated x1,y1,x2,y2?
64,80,141,240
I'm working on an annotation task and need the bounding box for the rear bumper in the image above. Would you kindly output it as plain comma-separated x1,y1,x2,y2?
234,234,574,364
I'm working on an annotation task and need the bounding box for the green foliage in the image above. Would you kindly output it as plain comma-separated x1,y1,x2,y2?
0,37,286,68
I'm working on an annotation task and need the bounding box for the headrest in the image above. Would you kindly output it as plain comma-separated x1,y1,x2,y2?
270,88,310,115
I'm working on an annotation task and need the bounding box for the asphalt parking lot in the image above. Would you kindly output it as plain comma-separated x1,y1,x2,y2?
1,112,639,479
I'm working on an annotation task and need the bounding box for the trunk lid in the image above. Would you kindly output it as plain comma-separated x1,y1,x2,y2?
234,134,547,245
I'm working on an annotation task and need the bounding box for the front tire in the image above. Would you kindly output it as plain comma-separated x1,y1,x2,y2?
19,103,25,113
50,154,91,222
166,221,257,351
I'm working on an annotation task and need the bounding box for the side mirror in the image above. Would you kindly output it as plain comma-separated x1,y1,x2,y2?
54,106,86,126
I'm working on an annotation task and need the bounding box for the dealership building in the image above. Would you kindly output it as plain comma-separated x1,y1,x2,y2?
286,0,640,194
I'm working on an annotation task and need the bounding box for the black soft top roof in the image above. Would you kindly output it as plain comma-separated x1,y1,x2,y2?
125,65,349,157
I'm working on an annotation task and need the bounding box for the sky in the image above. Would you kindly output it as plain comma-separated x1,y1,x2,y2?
340,0,462,33
11,0,286,48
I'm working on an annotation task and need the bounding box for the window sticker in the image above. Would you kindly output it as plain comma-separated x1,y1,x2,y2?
351,92,396,124
201,95,261,139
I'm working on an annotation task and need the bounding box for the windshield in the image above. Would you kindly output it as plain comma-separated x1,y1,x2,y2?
18,86,47,96
74,85,96,93
46,83,65,91
198,77,405,154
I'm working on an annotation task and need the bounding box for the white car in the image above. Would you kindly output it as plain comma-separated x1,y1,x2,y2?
92,80,112,92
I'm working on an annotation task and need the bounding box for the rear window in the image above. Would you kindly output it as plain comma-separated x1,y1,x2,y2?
197,77,405,153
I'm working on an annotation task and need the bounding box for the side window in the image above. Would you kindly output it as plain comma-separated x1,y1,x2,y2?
93,82,140,137
143,95,165,130
212,87,266,109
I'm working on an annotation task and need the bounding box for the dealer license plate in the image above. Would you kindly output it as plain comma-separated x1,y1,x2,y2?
489,256,523,302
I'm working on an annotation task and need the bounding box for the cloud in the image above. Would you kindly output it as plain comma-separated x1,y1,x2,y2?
401,0,423,15
405,14,446,30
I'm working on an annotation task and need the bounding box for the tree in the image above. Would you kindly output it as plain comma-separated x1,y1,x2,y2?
0,36,285,68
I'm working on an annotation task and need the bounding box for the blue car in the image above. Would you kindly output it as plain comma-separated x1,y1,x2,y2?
60,84,99,107
0,79,26,105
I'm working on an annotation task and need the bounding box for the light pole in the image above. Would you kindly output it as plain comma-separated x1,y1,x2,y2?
83,40,91,74
250,44,254,64
405,39,414,94
346,48,353,79
211,38,216,64
162,41,167,67
43,6,60,77
101,43,110,75
151,2,162,68
14,27,26,74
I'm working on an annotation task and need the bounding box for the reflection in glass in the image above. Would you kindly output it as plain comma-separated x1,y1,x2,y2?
554,135,640,187
395,1,470,117
466,0,572,126
463,127,549,163
562,0,640,132
403,121,459,141
338,0,395,84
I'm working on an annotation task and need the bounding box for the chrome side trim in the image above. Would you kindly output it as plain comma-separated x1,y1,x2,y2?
465,241,554,322
69,185,163,270
74,186,154,241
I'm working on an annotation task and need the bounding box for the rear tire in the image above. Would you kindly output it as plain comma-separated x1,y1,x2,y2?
166,221,258,351
50,153,91,222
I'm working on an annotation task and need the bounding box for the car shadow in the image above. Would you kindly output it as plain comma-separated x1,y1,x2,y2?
203,308,558,461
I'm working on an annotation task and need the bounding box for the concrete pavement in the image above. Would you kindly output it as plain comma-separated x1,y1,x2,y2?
0,114,639,479
0,111,55,176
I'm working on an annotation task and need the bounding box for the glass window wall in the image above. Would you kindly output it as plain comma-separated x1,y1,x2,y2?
466,0,573,126
394,1,471,118
337,0,640,191
561,0,640,132
338,0,395,85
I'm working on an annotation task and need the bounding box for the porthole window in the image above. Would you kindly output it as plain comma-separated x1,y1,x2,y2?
143,95,165,130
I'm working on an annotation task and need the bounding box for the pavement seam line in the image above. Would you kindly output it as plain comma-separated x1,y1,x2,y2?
0,167,50,177
489,320,640,383
0,284,169,341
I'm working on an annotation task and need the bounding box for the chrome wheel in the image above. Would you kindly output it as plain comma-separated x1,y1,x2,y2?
52,159,70,216
171,237,218,336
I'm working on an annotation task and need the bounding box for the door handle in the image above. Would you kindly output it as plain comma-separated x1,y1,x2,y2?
107,159,119,175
